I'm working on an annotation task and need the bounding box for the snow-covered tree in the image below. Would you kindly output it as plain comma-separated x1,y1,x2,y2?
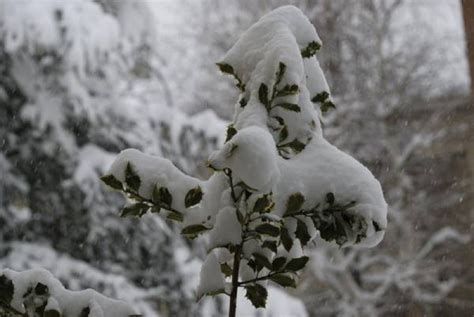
102,6,387,316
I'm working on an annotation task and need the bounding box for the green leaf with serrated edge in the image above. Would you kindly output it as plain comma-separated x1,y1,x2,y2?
125,162,141,192
262,241,277,253
245,284,268,309
274,103,301,112
100,174,123,190
326,192,335,205
284,192,305,216
285,256,309,272
185,186,203,208
301,41,321,58
216,62,234,75
167,210,183,222
153,186,172,208
311,91,329,103
287,139,306,153
271,257,287,271
181,224,209,236
255,223,280,237
259,83,269,107
120,203,149,218
280,227,293,251
220,263,233,277
270,274,296,288
373,221,382,232
225,124,237,142
279,125,288,143
275,62,286,86
44,309,61,317
295,219,311,246
0,274,14,305
253,194,273,214
253,253,272,270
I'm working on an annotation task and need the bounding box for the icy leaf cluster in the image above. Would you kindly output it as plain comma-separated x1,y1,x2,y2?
101,6,387,310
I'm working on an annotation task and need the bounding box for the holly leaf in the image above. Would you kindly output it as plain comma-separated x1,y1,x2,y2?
295,219,311,246
216,62,234,75
221,263,233,277
253,194,273,214
120,203,149,218
285,256,309,272
311,91,329,103
301,41,321,58
262,241,277,253
245,284,268,309
274,103,301,112
284,193,305,216
181,224,209,236
253,253,272,270
100,174,123,190
225,124,238,142
259,83,269,107
280,227,293,251
0,274,14,305
185,186,203,208
271,257,287,271
255,223,280,237
275,62,286,86
153,186,173,208
270,274,296,288
125,162,141,192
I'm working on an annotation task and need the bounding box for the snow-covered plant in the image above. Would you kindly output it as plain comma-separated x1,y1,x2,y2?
0,269,139,317
101,6,388,316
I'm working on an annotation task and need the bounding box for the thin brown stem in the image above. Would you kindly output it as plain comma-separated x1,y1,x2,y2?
229,244,242,317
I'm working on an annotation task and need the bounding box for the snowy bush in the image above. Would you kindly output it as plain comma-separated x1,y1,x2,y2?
101,6,387,316
0,268,139,317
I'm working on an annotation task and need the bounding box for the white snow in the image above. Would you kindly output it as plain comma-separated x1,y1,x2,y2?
207,207,242,250
196,252,225,299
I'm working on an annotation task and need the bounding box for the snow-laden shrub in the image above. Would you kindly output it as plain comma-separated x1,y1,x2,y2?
0,268,139,317
101,6,387,315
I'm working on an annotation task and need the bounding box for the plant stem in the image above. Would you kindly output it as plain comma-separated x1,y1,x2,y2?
229,244,242,317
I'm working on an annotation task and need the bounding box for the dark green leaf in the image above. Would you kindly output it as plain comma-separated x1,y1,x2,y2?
279,125,288,143
239,97,248,108
273,115,285,125
185,186,203,208
245,284,268,309
253,194,273,214
274,103,301,112
153,186,173,208
100,174,123,190
280,227,293,251
373,221,382,232
0,274,14,305
270,274,296,288
326,192,335,205
275,62,286,86
125,162,141,192
285,256,309,272
120,203,149,218
167,210,183,222
295,219,311,247
44,309,61,317
301,41,321,58
262,241,277,253
259,83,269,107
216,62,234,75
220,263,233,277
275,84,299,97
271,257,287,271
80,307,90,317
255,223,280,237
311,91,329,103
225,124,238,142
321,100,336,113
284,192,305,216
181,224,209,236
253,253,272,270
286,139,306,154
35,282,48,295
